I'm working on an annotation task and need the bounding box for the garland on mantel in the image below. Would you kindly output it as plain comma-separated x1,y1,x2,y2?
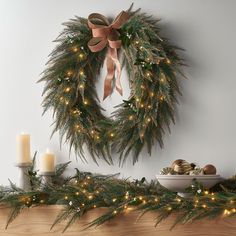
39,4,186,165
1,158,236,232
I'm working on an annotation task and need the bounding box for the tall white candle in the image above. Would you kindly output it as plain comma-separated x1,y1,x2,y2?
16,133,31,164
40,149,55,173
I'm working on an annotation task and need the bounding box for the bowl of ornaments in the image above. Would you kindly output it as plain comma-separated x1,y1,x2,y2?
156,159,222,197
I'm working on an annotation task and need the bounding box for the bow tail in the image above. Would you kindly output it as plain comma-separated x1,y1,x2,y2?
103,48,123,100
103,51,115,100
109,47,123,96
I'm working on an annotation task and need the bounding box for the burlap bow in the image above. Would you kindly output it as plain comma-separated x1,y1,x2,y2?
87,11,129,100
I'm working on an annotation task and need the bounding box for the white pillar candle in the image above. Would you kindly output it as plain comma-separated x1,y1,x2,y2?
16,133,31,164
40,149,55,173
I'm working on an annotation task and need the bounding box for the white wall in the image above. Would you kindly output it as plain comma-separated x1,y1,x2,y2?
0,0,236,185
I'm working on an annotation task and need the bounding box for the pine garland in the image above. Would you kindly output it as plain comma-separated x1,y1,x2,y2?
1,160,236,232
39,5,185,164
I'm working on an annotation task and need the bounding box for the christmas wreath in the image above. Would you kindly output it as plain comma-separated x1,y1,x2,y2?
40,5,185,164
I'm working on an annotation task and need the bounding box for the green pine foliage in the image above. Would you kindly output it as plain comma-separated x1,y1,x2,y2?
1,160,236,232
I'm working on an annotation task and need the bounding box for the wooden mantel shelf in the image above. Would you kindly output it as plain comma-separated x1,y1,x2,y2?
0,205,234,236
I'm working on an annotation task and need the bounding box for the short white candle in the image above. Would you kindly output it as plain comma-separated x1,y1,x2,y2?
40,149,55,173
16,133,31,164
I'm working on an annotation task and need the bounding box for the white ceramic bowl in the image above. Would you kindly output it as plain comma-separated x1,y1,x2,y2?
156,175,222,197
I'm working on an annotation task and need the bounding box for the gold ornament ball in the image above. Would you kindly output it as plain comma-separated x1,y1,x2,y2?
203,164,217,175
171,159,192,175
160,167,176,175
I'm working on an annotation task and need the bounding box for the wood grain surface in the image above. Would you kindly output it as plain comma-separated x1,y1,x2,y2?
0,205,234,236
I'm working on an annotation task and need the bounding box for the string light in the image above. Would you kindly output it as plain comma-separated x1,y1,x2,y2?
146,72,151,77
88,195,93,200
112,198,117,202
65,100,69,105
64,195,68,200
147,118,151,123
128,115,134,121
67,70,73,77
93,205,97,208
140,103,144,108
83,99,88,105
72,109,81,115
176,198,181,202
110,133,114,137
224,209,230,215
135,40,139,45
79,53,84,59
160,78,165,83
75,125,81,131
139,196,143,201
72,47,78,52
139,46,144,50
79,70,84,76
159,95,165,101
113,210,117,214
211,197,215,201
204,191,209,195
136,98,140,102
75,192,79,196
79,84,84,89
202,204,207,208
150,92,154,97
166,58,171,64
154,198,159,202
167,206,172,211
65,87,71,92
96,135,100,140
147,105,152,109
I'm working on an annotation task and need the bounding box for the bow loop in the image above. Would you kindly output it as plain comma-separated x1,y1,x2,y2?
87,10,129,100
111,11,129,29
87,37,107,52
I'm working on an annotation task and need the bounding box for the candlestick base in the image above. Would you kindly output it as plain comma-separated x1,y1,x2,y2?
15,163,32,191
39,171,55,187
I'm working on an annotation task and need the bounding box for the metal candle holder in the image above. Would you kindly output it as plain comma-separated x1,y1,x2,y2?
15,163,32,191
39,171,55,187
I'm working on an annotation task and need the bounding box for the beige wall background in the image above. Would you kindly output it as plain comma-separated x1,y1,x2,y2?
0,0,236,185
